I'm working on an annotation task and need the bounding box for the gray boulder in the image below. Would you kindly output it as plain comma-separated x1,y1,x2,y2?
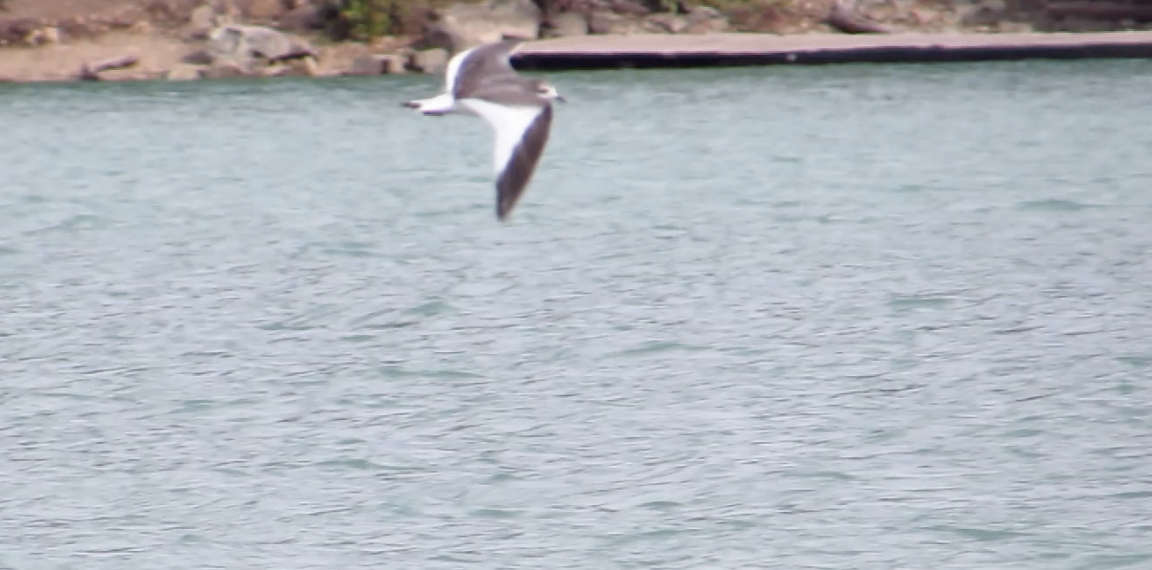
207,24,316,69
423,0,541,54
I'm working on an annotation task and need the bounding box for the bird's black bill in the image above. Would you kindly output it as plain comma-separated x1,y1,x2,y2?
555,95,567,103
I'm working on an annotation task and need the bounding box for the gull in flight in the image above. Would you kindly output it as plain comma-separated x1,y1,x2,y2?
403,38,566,222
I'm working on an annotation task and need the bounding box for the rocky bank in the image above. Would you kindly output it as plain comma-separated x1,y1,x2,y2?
1,0,1151,83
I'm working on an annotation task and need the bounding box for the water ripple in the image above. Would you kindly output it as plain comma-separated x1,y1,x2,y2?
2,61,1152,570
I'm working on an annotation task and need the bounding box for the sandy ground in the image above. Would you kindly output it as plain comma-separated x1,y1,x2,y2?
3,0,138,20
0,32,189,81
0,29,411,82
0,0,374,81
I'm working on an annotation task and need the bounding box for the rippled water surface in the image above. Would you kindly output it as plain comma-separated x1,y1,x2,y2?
2,60,1152,570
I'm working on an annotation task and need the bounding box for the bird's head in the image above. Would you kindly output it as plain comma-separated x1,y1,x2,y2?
535,80,566,104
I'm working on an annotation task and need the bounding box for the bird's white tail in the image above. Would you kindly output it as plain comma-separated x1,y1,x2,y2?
404,92,457,116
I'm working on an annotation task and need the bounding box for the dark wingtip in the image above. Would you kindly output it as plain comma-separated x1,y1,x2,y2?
496,198,516,224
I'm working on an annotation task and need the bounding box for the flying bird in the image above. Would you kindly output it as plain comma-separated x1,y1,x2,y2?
403,38,566,222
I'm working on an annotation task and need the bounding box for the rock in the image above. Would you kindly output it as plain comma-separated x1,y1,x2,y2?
382,55,407,74
207,24,316,68
609,0,650,15
146,0,203,23
350,54,388,75
409,48,449,74
684,4,729,33
688,5,722,21
827,0,893,34
557,0,609,14
22,26,57,46
53,17,95,41
190,4,217,26
267,56,319,77
588,11,644,34
188,4,217,38
295,56,320,76
78,55,141,81
201,61,252,79
643,13,688,33
167,65,204,81
959,0,1007,28
423,0,541,54
41,26,60,44
278,3,324,30
542,12,588,37
130,20,154,34
0,17,38,46
995,20,1033,33
236,0,287,20
182,49,215,65
348,54,408,75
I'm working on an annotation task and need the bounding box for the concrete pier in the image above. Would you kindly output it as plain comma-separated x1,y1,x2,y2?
512,31,1152,70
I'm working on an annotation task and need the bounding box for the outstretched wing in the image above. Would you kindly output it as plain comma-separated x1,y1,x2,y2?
494,104,552,221
460,97,554,221
450,39,526,100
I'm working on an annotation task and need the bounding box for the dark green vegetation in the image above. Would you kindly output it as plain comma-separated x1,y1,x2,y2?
332,0,402,39
321,0,455,40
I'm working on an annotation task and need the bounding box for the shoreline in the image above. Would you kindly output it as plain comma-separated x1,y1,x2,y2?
5,0,1152,86
4,30,1152,85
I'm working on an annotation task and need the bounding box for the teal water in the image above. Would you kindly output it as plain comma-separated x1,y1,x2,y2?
2,60,1152,570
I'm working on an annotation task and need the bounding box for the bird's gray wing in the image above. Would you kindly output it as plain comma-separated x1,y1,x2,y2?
452,39,526,100
464,76,544,107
